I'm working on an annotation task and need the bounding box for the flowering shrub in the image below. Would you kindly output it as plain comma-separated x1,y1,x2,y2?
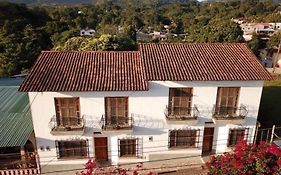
80,160,157,175
207,141,281,175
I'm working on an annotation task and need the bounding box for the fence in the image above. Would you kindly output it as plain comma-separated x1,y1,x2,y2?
0,154,40,175
254,124,281,145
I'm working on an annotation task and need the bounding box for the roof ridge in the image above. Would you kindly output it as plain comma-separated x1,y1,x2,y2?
41,50,140,53
139,42,247,45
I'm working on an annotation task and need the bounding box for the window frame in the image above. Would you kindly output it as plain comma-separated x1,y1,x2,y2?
168,88,193,116
168,129,200,149
105,97,129,125
227,128,249,147
54,97,80,126
118,138,141,158
215,87,240,116
55,139,89,159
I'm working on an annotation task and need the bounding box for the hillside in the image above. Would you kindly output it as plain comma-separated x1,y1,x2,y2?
0,0,92,4
1,0,280,5
0,0,196,5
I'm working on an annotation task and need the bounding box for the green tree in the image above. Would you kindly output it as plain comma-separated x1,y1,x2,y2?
248,33,265,57
267,31,281,48
59,34,136,51
0,3,52,77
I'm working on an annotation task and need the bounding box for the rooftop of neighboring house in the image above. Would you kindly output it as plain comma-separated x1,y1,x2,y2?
19,43,272,92
0,78,33,148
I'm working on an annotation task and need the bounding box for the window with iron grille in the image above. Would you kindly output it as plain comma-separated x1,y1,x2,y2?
105,97,128,125
169,129,200,148
215,87,240,115
55,139,88,159
168,88,193,116
118,138,141,157
228,128,249,147
54,97,80,126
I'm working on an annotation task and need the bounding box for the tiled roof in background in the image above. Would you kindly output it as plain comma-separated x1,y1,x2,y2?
0,78,33,147
19,51,148,92
139,43,272,81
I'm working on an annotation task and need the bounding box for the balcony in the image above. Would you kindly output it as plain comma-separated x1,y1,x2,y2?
100,115,133,133
164,105,199,124
212,105,248,124
49,115,85,135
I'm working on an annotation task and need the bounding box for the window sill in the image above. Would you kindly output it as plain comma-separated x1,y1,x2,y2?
213,115,245,120
166,117,197,125
57,156,88,160
119,155,138,158
166,115,197,120
168,146,198,150
102,126,133,134
51,127,85,136
102,125,133,130
212,116,245,125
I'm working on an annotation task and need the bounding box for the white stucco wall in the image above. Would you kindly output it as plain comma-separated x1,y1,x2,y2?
28,80,264,166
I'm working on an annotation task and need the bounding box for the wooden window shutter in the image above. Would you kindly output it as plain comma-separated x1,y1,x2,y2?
233,88,240,108
105,98,109,124
54,98,61,125
216,88,222,109
75,97,80,118
168,89,173,115
124,97,128,118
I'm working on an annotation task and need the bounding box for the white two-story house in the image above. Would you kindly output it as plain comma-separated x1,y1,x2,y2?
19,43,272,168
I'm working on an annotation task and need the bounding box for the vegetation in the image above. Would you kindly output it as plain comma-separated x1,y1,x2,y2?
80,160,156,175
258,75,281,128
207,141,281,175
0,0,281,77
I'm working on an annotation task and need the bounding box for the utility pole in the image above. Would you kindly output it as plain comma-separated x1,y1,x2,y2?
273,40,281,73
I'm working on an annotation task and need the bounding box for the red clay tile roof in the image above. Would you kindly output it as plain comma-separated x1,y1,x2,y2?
19,43,272,92
139,43,272,81
19,51,148,92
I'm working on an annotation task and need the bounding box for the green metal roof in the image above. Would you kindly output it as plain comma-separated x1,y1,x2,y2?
0,78,33,147
0,78,23,86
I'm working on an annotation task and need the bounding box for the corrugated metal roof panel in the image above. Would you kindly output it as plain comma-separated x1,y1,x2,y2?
0,80,33,147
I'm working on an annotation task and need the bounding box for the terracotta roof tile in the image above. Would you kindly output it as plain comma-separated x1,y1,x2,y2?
19,43,272,92
139,43,272,81
19,51,148,92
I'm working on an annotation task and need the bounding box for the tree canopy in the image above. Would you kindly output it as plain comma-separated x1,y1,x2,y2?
0,0,280,77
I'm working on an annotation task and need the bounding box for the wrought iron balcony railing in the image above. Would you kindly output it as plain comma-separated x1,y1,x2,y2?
49,115,85,131
164,105,199,120
100,115,133,130
212,105,248,119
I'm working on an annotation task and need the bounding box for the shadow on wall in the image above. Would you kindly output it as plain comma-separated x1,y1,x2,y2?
36,137,56,151
60,81,261,98
245,116,258,126
258,86,281,128
133,126,166,135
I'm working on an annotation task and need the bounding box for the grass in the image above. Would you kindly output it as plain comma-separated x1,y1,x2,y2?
258,75,281,128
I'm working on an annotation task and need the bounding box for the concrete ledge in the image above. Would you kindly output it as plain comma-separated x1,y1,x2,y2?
50,129,85,136
41,164,84,175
